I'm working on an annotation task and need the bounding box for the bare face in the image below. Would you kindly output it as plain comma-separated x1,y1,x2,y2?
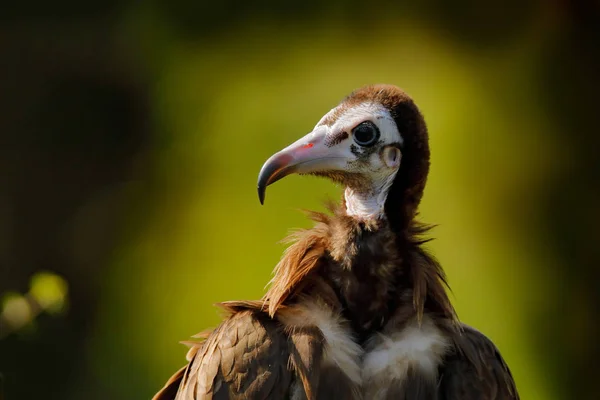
258,102,404,209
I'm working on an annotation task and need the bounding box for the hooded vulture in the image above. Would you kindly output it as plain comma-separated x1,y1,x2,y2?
153,84,519,399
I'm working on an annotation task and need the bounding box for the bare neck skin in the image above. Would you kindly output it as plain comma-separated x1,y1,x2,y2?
344,172,397,221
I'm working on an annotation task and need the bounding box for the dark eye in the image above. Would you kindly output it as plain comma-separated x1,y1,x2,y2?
352,121,380,147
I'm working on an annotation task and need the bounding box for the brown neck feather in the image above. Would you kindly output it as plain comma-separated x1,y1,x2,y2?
263,203,458,340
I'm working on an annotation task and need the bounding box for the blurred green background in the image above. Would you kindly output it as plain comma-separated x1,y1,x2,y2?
1,1,599,399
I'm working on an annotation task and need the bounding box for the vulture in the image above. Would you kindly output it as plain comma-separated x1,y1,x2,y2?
153,84,519,399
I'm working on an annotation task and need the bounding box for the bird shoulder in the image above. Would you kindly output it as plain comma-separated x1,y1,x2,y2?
439,324,520,399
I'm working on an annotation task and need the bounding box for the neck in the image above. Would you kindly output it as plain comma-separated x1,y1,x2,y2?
344,173,397,220
263,203,459,339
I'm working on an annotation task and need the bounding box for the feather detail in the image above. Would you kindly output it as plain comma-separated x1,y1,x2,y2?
405,220,459,327
263,218,329,317
152,366,186,400
287,326,325,400
217,300,266,314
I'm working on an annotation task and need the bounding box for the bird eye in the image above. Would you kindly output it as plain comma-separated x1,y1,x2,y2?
352,121,380,147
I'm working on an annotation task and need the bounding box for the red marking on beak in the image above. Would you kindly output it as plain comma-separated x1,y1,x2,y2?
302,143,314,149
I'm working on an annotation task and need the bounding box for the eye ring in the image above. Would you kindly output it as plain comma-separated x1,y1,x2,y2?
352,121,380,147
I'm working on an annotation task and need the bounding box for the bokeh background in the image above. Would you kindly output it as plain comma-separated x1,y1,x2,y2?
1,1,599,399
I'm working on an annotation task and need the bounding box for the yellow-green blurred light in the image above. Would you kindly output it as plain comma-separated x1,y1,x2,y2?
29,271,69,314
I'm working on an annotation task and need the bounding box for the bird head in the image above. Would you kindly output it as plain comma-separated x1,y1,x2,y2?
258,84,429,227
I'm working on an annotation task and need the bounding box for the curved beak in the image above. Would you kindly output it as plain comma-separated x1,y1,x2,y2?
257,126,345,204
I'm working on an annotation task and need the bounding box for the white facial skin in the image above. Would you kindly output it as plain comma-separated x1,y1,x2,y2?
258,102,404,220
315,102,403,220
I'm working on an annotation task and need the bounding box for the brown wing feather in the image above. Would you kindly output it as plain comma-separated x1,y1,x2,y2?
153,365,188,400
153,308,325,400
439,324,519,400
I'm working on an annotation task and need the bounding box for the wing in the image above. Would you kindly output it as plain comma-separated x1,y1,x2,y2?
439,324,519,400
154,310,295,400
154,365,187,400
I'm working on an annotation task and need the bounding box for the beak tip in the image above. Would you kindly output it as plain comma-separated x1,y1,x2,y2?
258,186,266,205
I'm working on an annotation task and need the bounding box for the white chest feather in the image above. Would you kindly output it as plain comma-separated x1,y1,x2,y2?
280,301,449,397
362,317,450,396
278,299,363,386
